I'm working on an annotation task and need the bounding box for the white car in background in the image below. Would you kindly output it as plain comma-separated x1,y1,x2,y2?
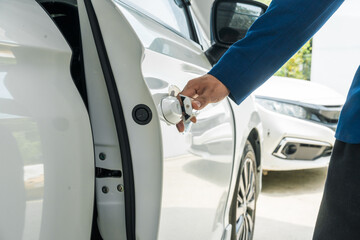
254,76,345,172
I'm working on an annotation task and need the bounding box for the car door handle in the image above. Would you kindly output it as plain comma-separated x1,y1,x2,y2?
159,85,197,126
161,95,183,125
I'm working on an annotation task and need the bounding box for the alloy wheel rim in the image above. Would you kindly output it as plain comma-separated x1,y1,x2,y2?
235,158,256,240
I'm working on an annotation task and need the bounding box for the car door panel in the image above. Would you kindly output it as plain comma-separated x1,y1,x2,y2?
0,0,94,239
142,47,234,240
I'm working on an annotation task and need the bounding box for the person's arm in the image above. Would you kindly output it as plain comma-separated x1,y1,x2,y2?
181,0,344,108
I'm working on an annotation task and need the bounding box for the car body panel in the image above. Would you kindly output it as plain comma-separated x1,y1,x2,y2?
111,2,236,239
226,98,262,217
0,0,94,239
142,51,234,240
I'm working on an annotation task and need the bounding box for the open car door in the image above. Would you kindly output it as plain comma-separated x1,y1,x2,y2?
78,0,235,239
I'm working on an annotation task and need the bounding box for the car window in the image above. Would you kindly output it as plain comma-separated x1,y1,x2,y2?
123,0,192,40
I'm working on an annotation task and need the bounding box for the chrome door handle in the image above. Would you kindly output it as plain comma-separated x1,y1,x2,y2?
159,85,197,126
161,95,183,125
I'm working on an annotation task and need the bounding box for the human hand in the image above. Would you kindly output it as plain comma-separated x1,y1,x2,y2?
176,74,230,132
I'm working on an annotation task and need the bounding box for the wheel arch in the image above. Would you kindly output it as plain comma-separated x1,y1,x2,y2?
247,128,261,172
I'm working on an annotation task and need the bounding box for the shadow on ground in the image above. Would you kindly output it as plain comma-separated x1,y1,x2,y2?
254,217,314,240
261,168,328,196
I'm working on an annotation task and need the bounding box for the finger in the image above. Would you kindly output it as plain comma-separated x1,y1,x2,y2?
190,117,197,123
176,121,184,132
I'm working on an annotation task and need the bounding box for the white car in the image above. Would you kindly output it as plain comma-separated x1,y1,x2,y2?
0,0,266,239
254,76,345,172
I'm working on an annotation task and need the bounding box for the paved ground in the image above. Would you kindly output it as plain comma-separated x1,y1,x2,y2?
254,168,328,240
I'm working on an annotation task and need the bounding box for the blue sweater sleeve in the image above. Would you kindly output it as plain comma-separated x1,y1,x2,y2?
208,0,344,105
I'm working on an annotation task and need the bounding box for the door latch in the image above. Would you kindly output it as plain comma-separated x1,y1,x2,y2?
96,167,122,178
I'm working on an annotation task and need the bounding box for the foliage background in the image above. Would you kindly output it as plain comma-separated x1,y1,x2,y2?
255,0,312,80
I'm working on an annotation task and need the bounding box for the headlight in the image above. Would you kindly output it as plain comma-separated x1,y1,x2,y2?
255,98,307,119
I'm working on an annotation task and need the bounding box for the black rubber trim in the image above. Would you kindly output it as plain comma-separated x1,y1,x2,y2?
83,1,136,239
182,0,199,43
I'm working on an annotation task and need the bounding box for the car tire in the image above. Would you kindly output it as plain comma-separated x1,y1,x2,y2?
230,140,257,240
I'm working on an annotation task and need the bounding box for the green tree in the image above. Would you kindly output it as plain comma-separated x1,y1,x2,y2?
255,0,312,80
274,39,312,80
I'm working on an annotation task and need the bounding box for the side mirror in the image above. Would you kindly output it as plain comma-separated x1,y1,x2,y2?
206,0,267,65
